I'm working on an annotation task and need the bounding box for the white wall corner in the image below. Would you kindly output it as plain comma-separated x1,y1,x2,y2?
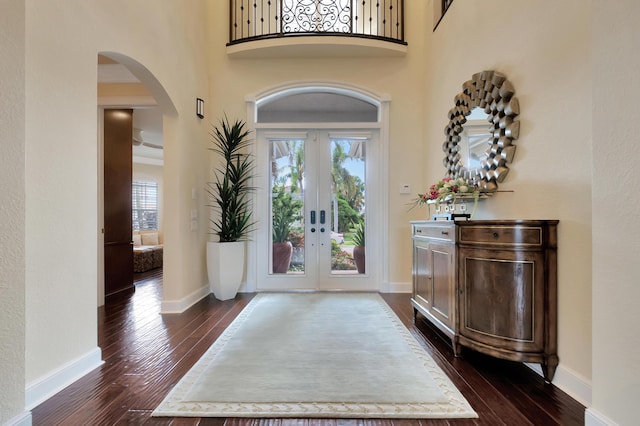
381,281,412,294
160,283,210,314
525,362,592,408
25,347,103,411
585,408,618,426
5,411,32,426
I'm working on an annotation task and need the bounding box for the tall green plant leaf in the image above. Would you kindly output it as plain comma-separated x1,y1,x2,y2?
206,115,256,242
271,183,303,243
352,221,365,247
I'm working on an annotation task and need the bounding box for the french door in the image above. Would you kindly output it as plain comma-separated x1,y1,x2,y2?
256,130,379,291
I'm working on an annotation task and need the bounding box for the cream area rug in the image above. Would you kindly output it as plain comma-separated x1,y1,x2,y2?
152,293,477,419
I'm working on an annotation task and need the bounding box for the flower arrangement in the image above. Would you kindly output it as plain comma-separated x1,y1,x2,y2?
410,177,480,211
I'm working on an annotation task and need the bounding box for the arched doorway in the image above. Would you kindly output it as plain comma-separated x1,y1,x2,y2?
97,52,177,305
245,83,390,292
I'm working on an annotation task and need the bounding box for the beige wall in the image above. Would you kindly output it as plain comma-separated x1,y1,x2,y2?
6,1,636,423
592,1,640,425
23,0,209,405
0,0,26,423
205,1,427,288
421,0,592,402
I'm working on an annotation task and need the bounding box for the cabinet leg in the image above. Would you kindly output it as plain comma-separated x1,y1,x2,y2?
413,307,418,321
452,338,463,357
542,355,559,383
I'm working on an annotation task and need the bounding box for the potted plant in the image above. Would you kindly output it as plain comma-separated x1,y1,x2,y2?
206,115,255,300
271,183,302,273
352,220,365,274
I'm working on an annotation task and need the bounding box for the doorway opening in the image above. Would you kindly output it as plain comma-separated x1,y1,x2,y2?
97,52,176,306
246,83,390,292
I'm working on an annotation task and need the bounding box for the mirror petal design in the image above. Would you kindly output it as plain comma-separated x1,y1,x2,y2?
443,70,520,192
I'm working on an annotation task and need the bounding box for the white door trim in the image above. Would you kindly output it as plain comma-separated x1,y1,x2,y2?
244,81,390,293
255,130,380,291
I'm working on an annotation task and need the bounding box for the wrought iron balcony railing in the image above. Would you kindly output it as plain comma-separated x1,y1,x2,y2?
229,0,406,45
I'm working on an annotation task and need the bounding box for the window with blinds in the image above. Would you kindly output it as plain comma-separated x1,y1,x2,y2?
132,181,158,231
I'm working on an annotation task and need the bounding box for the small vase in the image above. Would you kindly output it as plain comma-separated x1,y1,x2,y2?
272,242,293,273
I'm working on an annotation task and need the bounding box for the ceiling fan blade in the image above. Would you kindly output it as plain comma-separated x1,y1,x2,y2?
142,142,163,150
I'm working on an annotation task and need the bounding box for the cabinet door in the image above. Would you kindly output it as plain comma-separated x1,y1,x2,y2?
413,240,431,311
429,242,455,330
458,247,545,353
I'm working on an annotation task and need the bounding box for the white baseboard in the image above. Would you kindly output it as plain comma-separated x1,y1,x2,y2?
585,407,618,426
160,283,210,314
381,281,412,293
525,362,592,407
25,347,103,411
5,411,32,426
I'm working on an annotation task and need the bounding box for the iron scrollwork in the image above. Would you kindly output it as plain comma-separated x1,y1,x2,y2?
282,0,352,33
229,0,405,44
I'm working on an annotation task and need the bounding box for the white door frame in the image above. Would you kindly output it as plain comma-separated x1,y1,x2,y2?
256,129,379,291
244,81,391,293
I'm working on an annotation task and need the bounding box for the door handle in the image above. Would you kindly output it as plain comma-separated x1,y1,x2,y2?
320,210,326,224
310,210,316,225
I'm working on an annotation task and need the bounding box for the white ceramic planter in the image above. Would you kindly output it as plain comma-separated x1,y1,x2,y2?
206,241,245,301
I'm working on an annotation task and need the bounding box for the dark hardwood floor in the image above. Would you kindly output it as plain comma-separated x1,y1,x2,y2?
31,269,585,425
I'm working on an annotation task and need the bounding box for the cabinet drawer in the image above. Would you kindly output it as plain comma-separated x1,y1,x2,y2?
413,224,455,242
458,225,543,247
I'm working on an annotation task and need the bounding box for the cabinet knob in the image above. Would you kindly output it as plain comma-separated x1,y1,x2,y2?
442,231,449,235
492,232,499,239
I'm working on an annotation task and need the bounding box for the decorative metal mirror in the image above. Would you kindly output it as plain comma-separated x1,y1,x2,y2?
442,70,520,192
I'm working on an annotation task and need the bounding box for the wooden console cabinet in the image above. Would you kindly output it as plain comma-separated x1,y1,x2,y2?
411,222,457,347
411,220,559,382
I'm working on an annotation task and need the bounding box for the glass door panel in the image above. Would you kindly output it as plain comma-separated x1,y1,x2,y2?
329,138,366,276
269,138,306,275
258,130,377,291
